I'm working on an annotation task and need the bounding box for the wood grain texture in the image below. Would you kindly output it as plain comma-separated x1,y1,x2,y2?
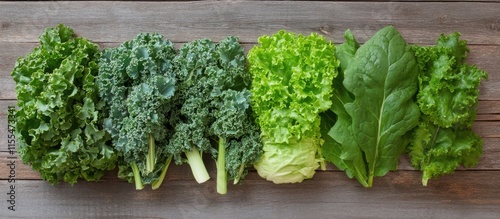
0,1,499,45
1,171,500,218
1,1,499,218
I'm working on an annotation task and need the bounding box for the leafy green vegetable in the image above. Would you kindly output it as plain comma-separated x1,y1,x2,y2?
169,37,262,192
248,30,338,183
320,29,369,186
97,32,176,190
207,37,262,194
409,117,482,186
11,24,117,185
322,26,420,187
408,33,487,185
167,39,217,184
413,33,487,128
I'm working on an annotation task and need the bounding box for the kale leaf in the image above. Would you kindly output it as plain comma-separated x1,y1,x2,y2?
97,32,176,190
169,37,262,193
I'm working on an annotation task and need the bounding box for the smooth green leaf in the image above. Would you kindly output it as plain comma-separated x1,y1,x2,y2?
326,26,420,187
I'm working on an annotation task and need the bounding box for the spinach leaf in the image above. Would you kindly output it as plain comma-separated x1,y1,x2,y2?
322,26,420,187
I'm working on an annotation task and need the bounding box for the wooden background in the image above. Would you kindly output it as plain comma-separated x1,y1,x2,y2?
1,1,500,218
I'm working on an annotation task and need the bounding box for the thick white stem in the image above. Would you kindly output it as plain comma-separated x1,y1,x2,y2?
185,148,210,183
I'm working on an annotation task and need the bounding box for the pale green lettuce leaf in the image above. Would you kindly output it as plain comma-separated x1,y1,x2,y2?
249,30,338,183
254,137,323,184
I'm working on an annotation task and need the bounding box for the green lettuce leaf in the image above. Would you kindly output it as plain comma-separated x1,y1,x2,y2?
413,33,487,128
255,137,323,184
12,24,117,185
408,32,487,185
249,30,338,183
409,116,482,186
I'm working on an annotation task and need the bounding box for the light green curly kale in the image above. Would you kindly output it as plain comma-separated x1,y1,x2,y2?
12,24,117,185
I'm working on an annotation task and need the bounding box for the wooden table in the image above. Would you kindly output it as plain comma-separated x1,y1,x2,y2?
1,1,499,218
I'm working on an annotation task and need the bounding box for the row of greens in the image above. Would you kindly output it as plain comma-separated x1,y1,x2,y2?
319,27,486,187
12,25,261,194
11,24,486,193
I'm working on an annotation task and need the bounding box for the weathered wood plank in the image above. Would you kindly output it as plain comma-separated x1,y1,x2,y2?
0,2,499,45
0,79,16,100
1,171,499,218
477,100,500,114
0,100,16,154
0,155,40,180
10,0,498,2
473,121,500,138
476,114,500,121
473,138,500,170
481,82,500,101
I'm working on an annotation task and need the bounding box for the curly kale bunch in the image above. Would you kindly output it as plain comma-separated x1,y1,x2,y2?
169,37,262,193
97,32,176,190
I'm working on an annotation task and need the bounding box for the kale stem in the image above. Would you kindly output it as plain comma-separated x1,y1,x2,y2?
131,162,144,190
146,133,155,174
234,163,245,185
185,148,210,183
217,137,227,194
152,155,173,190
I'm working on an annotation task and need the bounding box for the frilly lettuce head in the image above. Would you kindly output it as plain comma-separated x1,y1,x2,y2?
248,30,338,183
